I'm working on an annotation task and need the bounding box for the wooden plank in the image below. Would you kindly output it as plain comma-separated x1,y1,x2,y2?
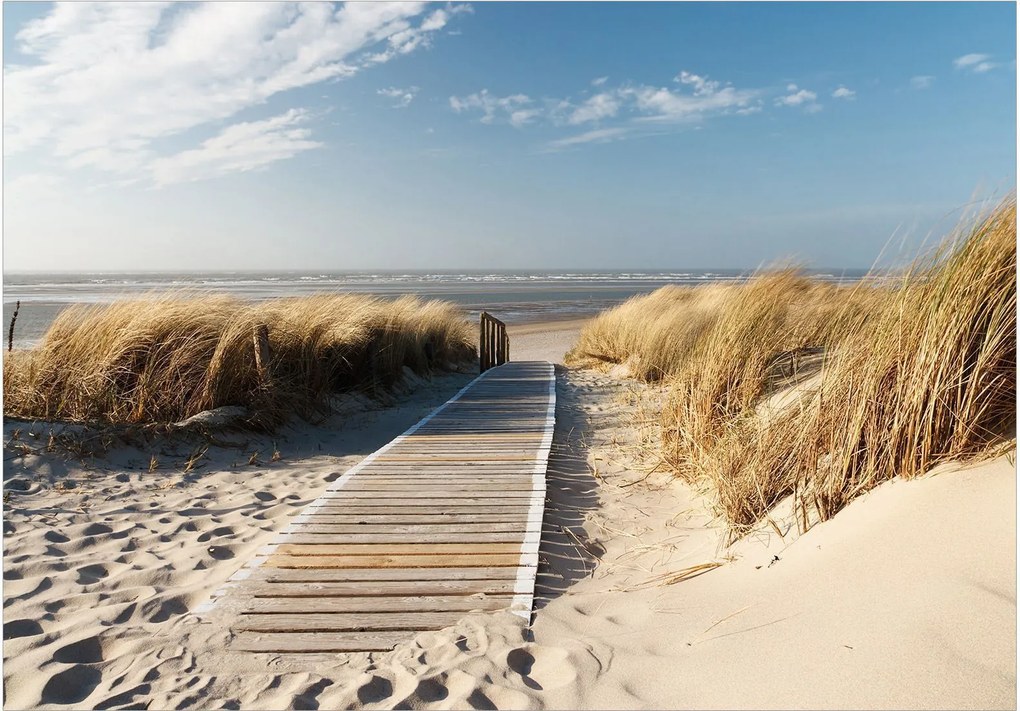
289,523,528,534
273,542,523,556
249,567,520,583
277,532,525,544
231,631,412,653
341,479,536,487
373,455,537,462
265,553,525,568
239,612,469,633
244,595,512,614
294,514,529,524
305,503,532,511
318,489,535,498
247,579,518,597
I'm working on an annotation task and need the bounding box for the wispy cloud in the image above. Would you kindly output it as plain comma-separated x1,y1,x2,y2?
954,53,998,73
910,75,935,89
378,86,420,108
775,83,821,112
5,2,467,186
150,109,322,187
568,92,621,124
545,127,631,150
449,90,540,127
591,76,609,87
831,86,855,100
453,70,762,149
627,76,760,123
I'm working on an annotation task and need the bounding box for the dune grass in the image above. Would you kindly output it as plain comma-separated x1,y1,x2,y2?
567,200,1016,533
3,294,476,428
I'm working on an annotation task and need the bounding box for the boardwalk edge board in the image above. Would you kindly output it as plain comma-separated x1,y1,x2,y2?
510,368,555,620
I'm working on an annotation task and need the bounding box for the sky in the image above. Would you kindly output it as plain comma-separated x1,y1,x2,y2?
2,1,1016,272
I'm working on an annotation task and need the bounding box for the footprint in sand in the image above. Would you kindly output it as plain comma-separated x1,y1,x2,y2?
82,523,113,536
507,645,575,691
3,618,44,639
43,530,70,544
402,676,449,705
54,636,105,664
142,595,189,623
196,526,234,543
76,564,109,585
40,665,102,705
356,675,393,704
207,545,235,560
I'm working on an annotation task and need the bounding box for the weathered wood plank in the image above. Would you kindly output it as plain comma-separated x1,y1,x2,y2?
318,491,535,499
294,514,529,524
231,631,411,653
239,612,470,633
341,479,537,488
244,595,512,614
273,542,524,556
287,523,528,534
373,456,538,462
246,579,518,597
265,553,525,568
248,566,520,583
277,532,525,544
305,503,533,512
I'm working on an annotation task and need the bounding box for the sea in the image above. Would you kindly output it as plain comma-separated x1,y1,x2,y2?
2,270,868,349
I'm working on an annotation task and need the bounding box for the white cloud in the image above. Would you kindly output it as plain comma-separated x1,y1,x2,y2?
149,109,322,186
674,71,720,96
591,76,609,87
954,53,998,73
568,92,620,124
910,75,935,89
5,2,467,186
545,127,631,150
831,86,855,99
454,72,759,132
377,86,420,108
954,53,990,68
449,90,538,126
627,80,759,122
775,84,821,111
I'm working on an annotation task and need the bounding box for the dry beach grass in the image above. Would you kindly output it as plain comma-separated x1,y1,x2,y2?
567,200,1017,533
3,294,476,428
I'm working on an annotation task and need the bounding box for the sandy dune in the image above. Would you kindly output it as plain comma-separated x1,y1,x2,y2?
3,320,1015,709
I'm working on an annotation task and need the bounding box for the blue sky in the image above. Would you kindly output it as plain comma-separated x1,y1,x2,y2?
2,2,1016,272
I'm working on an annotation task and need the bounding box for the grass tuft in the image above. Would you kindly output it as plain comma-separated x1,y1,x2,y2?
568,199,1016,533
3,293,476,428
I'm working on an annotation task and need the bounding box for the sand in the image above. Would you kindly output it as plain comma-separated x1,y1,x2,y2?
3,318,1015,709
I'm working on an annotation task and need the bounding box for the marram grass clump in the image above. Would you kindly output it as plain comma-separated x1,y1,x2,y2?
568,199,1016,533
3,293,476,428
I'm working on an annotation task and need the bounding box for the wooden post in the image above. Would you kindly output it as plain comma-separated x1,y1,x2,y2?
479,312,510,372
253,324,271,385
7,300,20,353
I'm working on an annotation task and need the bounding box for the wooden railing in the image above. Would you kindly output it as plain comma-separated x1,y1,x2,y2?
479,312,509,372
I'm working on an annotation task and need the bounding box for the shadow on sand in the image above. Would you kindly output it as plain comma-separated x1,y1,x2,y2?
532,365,604,613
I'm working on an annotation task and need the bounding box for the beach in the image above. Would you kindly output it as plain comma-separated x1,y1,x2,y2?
3,317,1014,709
4,2,1015,708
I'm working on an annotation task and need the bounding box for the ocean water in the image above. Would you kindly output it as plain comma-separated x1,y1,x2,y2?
2,270,867,349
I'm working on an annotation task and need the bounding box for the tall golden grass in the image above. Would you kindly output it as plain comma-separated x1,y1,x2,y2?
568,200,1016,532
3,294,475,427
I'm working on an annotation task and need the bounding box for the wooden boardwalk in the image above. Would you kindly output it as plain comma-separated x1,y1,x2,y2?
199,361,556,654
